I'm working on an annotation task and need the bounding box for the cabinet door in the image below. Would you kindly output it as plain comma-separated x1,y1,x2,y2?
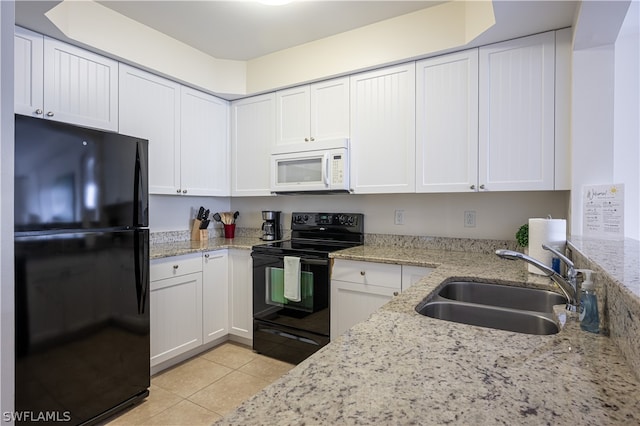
479,31,555,191
330,280,397,340
119,64,181,195
231,93,275,196
150,272,203,366
416,50,479,193
14,27,44,118
350,63,416,193
228,249,253,341
276,85,310,146
401,265,433,291
310,77,349,142
43,37,118,131
181,87,229,196
202,250,229,344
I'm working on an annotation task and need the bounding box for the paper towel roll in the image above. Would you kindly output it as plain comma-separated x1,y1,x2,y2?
528,218,567,275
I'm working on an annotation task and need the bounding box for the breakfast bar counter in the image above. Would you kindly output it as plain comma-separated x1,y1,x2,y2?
216,246,640,425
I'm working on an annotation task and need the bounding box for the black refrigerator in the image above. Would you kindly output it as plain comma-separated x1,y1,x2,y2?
14,115,150,425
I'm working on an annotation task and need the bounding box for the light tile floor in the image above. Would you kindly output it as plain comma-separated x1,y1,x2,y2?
103,342,294,425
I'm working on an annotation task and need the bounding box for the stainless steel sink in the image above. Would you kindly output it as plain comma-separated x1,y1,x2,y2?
415,280,566,335
437,281,566,313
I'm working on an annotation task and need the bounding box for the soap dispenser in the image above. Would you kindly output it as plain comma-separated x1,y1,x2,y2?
577,269,599,333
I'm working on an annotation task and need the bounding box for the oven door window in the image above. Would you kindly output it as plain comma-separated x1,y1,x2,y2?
266,267,314,311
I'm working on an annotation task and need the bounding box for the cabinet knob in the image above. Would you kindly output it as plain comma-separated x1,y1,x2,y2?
46,111,54,117
34,109,43,115
173,265,179,270
204,254,210,258
182,189,187,194
360,271,366,276
479,184,485,190
470,185,476,190
176,189,181,194
393,291,399,296
310,137,315,141
304,137,309,142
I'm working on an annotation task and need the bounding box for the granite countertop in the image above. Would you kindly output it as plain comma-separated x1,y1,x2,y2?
218,245,640,425
150,236,263,259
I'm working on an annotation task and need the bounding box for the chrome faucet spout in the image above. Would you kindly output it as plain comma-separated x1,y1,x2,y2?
495,249,579,311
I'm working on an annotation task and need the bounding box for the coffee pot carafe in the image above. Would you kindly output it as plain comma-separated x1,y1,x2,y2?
261,211,282,241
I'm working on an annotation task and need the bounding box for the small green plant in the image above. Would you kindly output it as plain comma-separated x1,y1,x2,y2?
516,223,529,247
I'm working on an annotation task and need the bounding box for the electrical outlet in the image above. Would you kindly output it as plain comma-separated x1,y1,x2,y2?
464,210,476,228
394,210,405,225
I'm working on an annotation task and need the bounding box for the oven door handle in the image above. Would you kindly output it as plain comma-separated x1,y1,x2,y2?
252,253,330,266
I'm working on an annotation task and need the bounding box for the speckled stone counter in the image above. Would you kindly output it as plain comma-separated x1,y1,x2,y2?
217,245,640,425
150,237,263,259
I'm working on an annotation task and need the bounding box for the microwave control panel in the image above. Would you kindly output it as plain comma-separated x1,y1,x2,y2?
331,154,345,185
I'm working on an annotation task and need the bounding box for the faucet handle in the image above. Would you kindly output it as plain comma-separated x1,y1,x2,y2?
542,244,574,269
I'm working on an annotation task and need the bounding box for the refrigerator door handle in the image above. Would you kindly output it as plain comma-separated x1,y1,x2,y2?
135,230,149,314
134,142,149,228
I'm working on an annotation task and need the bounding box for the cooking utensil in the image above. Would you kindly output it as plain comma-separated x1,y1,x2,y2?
199,219,210,229
233,211,239,223
212,213,222,223
196,206,205,220
203,209,210,220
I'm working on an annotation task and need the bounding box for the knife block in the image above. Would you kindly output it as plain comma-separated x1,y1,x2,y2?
191,219,208,241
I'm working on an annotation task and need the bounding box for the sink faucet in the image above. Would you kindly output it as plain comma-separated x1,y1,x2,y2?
495,245,579,312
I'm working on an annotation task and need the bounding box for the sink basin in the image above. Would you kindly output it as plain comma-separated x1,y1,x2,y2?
438,281,566,313
416,301,560,335
415,280,566,335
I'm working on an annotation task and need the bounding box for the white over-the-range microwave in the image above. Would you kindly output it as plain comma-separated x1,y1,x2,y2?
271,139,350,194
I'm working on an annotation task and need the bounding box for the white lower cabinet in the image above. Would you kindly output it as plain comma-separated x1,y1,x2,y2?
203,250,229,344
228,249,253,341
331,259,432,339
150,253,203,367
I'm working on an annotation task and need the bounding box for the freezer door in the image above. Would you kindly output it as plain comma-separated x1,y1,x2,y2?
14,229,150,425
14,115,149,231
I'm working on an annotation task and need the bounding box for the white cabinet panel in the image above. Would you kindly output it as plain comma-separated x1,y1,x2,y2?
231,94,275,196
401,265,433,291
150,271,203,366
229,249,253,340
203,250,229,344
14,26,43,117
479,31,555,191
416,50,479,193
181,87,229,196
43,37,118,131
276,77,349,148
350,63,416,193
119,64,181,195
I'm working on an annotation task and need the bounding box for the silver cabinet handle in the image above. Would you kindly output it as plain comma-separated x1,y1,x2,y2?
479,184,485,190
204,253,210,259
176,189,181,194
173,265,179,270
310,137,315,141
360,271,366,276
46,111,54,117
470,185,476,190
35,109,43,115
182,189,187,194
393,291,399,296
304,137,309,142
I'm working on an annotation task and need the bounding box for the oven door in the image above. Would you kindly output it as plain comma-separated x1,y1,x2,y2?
252,251,331,363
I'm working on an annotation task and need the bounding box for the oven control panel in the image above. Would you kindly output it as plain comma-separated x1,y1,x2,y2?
292,212,361,228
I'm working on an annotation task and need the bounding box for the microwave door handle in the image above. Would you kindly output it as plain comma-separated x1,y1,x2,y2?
324,153,330,187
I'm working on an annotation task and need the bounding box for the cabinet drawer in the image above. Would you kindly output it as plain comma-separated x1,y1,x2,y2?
151,253,202,282
331,260,401,289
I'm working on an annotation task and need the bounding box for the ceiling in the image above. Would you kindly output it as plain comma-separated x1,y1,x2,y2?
15,1,579,62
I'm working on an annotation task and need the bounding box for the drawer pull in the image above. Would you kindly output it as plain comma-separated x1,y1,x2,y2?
173,265,179,270
360,271,365,276
393,291,399,296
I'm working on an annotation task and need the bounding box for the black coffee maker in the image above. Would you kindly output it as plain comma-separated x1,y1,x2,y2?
261,211,282,241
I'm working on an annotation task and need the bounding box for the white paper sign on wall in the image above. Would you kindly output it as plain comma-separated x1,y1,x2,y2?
582,184,625,239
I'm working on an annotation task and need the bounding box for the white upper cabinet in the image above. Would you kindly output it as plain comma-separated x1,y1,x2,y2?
14,27,44,118
14,27,118,131
180,87,230,197
119,64,181,195
120,64,229,196
350,63,416,194
416,50,479,193
231,94,276,196
275,77,349,149
479,31,556,191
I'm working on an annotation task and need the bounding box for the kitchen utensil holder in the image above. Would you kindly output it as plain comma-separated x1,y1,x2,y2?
224,224,236,239
191,219,208,241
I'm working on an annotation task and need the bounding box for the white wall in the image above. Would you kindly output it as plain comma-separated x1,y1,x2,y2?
571,0,640,240
149,195,231,232
0,1,14,422
230,192,569,241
